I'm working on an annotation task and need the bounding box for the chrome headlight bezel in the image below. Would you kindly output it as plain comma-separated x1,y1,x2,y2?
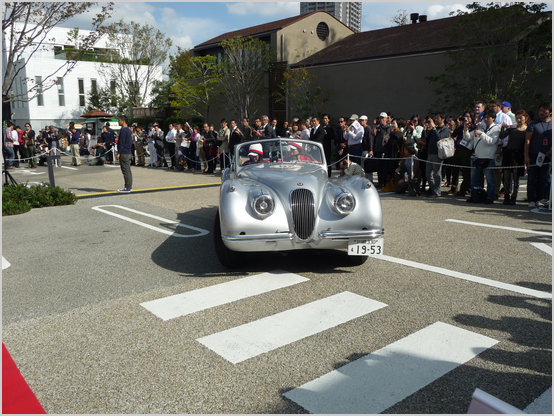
251,193,275,219
333,192,356,215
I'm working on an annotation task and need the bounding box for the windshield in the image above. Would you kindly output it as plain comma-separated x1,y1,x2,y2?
235,139,325,168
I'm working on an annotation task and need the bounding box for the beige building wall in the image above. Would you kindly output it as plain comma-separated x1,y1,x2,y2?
304,51,455,121
275,13,354,65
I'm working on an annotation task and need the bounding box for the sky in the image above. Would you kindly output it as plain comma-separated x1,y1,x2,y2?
62,1,484,59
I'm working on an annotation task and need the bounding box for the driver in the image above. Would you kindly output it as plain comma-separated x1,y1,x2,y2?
242,143,263,166
285,142,312,162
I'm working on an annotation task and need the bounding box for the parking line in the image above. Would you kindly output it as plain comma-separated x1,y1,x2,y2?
445,219,552,236
141,271,309,321
372,255,552,300
91,205,209,237
2,257,11,270
530,243,552,256
197,292,387,364
283,322,498,414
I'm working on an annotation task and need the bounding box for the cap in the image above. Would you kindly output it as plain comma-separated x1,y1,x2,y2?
379,112,388,118
359,115,368,121
248,143,263,157
350,114,358,120
501,101,512,108
289,142,302,150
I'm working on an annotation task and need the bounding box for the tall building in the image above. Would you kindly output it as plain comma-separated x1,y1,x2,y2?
300,2,362,33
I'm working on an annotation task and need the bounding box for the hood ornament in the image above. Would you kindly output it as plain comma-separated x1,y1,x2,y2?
297,182,303,186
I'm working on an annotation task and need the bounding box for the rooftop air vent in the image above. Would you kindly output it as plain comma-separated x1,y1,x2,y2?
316,22,329,41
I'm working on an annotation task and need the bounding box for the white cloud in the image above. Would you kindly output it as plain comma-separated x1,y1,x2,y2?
226,2,299,17
425,3,469,19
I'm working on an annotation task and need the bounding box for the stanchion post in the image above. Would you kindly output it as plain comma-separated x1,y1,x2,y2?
46,154,60,187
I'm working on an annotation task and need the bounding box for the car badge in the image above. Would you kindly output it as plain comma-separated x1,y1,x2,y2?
297,182,303,186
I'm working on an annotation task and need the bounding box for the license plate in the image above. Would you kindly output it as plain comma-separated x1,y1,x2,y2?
348,238,384,256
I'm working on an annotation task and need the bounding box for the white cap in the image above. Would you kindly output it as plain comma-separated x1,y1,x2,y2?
379,112,388,118
359,115,368,120
350,114,358,120
248,143,263,157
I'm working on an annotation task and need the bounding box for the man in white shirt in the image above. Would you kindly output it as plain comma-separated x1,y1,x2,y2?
501,101,516,126
489,99,512,198
345,114,364,161
165,123,177,169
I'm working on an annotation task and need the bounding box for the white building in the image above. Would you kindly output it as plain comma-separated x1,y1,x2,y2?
4,24,162,131
300,2,362,33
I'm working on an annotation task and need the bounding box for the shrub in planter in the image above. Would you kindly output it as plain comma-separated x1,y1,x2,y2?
2,183,77,216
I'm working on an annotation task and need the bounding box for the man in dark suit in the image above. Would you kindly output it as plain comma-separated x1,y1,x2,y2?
322,114,335,177
310,117,325,143
229,119,244,159
260,115,275,139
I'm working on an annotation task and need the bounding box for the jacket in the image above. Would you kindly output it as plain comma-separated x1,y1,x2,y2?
464,123,500,159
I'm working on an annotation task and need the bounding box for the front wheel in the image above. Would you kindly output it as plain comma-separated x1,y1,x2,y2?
213,209,247,268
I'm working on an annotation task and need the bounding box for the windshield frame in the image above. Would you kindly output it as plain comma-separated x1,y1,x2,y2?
234,138,327,171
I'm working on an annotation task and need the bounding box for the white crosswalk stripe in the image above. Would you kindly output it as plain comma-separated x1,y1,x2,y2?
283,322,499,414
197,292,387,364
140,270,309,321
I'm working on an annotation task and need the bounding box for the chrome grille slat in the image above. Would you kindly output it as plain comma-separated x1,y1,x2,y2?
290,189,315,240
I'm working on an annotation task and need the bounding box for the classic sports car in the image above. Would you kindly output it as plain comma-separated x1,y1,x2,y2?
214,138,384,268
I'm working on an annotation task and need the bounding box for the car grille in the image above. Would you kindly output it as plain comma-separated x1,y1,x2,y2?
290,189,315,240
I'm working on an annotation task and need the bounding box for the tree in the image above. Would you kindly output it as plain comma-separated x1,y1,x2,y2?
169,52,220,121
426,2,552,113
276,66,330,120
218,36,274,121
391,9,412,26
84,84,125,116
2,2,114,105
150,79,177,120
98,20,172,108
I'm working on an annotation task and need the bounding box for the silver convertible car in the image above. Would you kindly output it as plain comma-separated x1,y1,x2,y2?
213,138,384,268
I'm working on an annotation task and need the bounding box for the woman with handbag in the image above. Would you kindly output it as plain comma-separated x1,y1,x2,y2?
499,110,528,205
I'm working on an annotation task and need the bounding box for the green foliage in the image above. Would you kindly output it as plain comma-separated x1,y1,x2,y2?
2,183,77,216
169,54,221,121
275,66,331,120
426,2,552,114
85,84,126,115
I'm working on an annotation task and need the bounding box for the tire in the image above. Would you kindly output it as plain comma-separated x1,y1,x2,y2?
213,209,248,268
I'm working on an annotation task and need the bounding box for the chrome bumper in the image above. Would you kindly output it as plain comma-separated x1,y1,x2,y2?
222,233,294,243
319,229,384,240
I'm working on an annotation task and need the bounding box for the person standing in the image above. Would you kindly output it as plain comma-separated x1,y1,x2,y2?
241,117,254,142
116,115,133,193
68,126,81,166
310,117,325,143
321,114,335,177
218,119,231,171
202,123,216,174
524,102,552,208
22,123,37,169
228,119,243,163
372,112,391,189
3,122,16,169
165,123,177,170
104,122,115,164
500,110,528,205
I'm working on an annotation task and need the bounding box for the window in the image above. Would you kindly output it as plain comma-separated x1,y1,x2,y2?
35,76,44,106
78,79,85,106
110,79,116,105
91,79,97,94
57,77,65,106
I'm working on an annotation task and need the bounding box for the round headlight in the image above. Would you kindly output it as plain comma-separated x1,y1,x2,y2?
252,194,274,218
334,193,355,215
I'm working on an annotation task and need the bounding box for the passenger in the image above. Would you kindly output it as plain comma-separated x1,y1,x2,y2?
242,143,263,166
284,142,312,162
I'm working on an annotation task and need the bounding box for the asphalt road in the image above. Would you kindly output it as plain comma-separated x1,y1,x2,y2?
2,156,552,414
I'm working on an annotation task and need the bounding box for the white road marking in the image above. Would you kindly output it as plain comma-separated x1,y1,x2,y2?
197,292,387,364
60,166,78,171
445,219,552,236
524,387,552,414
283,322,499,414
141,271,309,321
2,256,11,270
14,169,45,175
530,243,552,256
372,255,552,300
91,205,209,237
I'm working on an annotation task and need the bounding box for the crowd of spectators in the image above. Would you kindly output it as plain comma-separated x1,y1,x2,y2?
3,99,551,207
